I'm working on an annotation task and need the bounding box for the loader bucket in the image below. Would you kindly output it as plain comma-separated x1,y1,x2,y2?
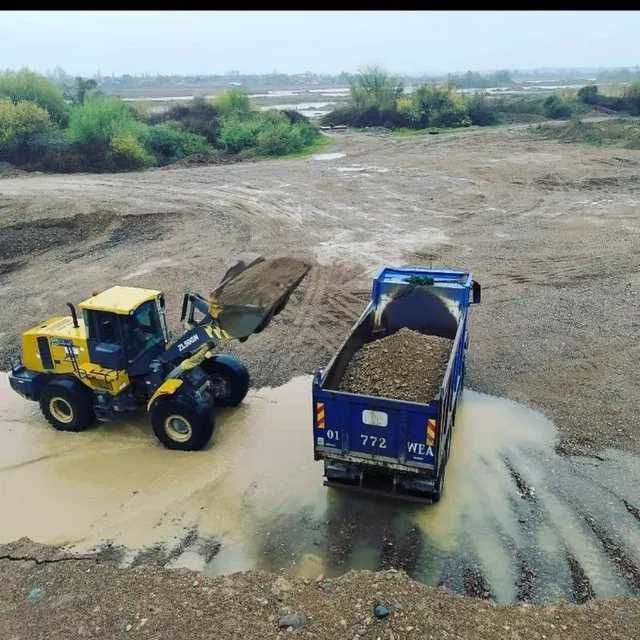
211,257,311,340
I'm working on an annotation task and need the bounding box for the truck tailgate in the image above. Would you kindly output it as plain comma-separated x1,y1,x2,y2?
313,388,439,471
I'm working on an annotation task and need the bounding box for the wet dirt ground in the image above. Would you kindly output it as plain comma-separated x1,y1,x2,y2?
1,127,638,456
0,126,639,627
2,372,640,605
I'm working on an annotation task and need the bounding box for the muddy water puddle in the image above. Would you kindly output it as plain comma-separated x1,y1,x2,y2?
1,374,639,603
312,152,346,161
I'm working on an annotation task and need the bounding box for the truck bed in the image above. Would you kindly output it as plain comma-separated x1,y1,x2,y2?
312,266,478,502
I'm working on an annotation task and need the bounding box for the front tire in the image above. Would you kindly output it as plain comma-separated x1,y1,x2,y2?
150,397,214,451
39,381,95,432
201,355,249,407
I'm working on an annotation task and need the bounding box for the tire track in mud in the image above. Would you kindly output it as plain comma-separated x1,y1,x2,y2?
582,516,640,593
566,551,596,603
285,262,370,368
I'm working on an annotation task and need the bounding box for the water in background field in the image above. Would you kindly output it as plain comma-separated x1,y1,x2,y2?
1,373,639,603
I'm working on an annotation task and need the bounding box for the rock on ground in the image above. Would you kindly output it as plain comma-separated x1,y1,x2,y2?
338,328,453,403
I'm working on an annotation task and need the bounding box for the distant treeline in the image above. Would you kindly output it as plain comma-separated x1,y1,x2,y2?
446,70,513,89
40,66,640,96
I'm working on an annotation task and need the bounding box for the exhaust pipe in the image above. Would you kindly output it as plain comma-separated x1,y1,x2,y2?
67,302,79,328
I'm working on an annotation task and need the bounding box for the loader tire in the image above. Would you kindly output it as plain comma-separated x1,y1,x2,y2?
39,380,95,432
151,397,214,451
201,355,249,407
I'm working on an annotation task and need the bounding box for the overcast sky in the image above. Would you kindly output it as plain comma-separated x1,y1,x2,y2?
1,11,639,76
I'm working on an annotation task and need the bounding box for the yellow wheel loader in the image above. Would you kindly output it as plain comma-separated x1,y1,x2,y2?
8,256,309,451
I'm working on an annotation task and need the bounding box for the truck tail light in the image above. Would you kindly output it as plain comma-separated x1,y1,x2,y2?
316,402,326,429
426,419,437,446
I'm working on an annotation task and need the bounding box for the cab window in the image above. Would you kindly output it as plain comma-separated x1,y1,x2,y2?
122,300,163,361
88,310,120,343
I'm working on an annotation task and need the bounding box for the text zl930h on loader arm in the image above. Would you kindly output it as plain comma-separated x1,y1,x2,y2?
8,256,309,451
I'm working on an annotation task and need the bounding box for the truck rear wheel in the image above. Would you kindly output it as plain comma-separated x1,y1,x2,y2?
201,355,249,407
432,431,452,503
39,381,95,432
150,397,214,451
432,465,446,503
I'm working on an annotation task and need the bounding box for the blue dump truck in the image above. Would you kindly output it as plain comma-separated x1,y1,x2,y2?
312,266,481,502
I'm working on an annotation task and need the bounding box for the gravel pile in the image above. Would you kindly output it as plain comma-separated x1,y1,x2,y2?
338,327,453,403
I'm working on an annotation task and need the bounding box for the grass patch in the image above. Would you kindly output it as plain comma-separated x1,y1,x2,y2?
531,118,640,149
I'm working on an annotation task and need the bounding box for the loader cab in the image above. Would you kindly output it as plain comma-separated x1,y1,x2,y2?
79,286,169,376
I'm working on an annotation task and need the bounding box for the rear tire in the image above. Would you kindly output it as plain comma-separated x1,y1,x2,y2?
431,466,446,503
150,397,214,451
39,381,95,432
201,355,249,407
432,431,451,503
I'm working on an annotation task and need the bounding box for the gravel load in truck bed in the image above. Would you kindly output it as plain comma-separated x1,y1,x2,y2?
337,327,453,403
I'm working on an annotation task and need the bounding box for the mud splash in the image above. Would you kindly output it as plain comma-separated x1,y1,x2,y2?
1,373,639,603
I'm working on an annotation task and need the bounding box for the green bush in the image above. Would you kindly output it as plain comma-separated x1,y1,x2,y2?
396,96,421,125
110,133,151,169
575,83,640,114
65,96,152,170
466,93,499,126
413,85,471,128
64,77,99,105
0,98,53,161
145,122,210,164
218,110,319,156
0,83,320,172
67,96,146,147
214,88,252,117
253,111,318,155
350,66,403,111
281,109,311,125
543,95,572,119
218,116,260,153
0,69,69,125
492,95,545,115
577,84,599,104
293,121,318,147
256,119,303,155
322,83,475,130
148,97,221,143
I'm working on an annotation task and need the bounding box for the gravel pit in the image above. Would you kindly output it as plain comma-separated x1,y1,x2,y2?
337,327,453,403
